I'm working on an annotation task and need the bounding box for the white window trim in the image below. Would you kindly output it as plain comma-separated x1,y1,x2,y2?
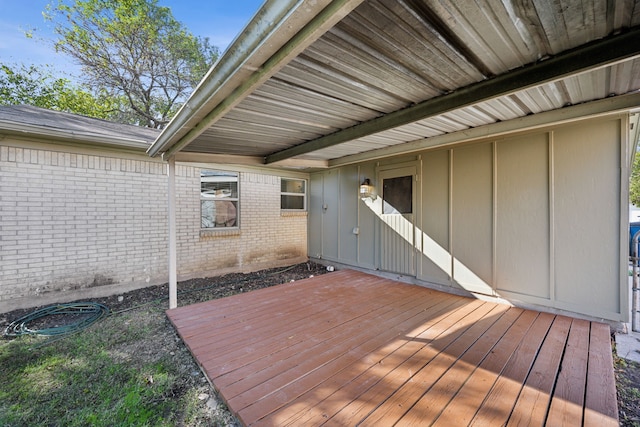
201,170,240,230
281,178,307,211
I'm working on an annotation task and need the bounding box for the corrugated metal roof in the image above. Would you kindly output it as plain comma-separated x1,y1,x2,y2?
151,0,640,167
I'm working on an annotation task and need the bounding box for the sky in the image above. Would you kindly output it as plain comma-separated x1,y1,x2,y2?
0,0,265,77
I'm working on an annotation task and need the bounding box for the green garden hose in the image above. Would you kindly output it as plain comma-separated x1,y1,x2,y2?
3,264,314,340
3,302,109,338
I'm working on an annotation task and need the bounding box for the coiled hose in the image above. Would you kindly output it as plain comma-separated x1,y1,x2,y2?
3,263,313,341
3,302,109,338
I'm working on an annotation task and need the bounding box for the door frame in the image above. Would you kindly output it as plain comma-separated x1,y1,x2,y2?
375,160,421,276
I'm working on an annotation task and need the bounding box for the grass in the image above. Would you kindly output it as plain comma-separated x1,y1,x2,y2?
0,262,327,427
0,306,235,427
1,261,636,426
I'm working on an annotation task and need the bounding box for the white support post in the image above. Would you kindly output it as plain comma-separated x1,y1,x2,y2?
168,157,178,309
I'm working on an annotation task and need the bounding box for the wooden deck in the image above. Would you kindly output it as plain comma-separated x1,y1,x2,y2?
167,270,618,426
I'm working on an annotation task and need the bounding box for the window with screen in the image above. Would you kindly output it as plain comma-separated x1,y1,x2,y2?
201,170,239,228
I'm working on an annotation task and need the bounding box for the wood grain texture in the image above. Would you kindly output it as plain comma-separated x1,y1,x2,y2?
166,270,618,426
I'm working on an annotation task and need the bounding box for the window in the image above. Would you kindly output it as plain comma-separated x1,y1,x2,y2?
382,175,412,214
281,178,306,210
201,170,239,228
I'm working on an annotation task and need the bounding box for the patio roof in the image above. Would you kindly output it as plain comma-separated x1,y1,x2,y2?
167,270,618,426
148,0,640,168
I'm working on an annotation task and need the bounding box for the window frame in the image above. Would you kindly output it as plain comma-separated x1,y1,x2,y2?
280,178,307,211
382,175,413,214
200,169,240,230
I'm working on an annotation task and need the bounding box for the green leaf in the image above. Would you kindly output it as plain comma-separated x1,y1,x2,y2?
44,0,219,128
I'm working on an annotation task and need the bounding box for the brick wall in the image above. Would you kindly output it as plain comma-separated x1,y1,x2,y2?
0,141,308,312
174,167,308,279
0,144,168,312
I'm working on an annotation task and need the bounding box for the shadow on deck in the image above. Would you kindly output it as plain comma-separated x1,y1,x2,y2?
167,270,618,426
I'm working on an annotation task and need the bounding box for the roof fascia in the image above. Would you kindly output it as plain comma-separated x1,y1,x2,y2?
266,27,640,164
329,92,640,167
148,0,364,159
0,120,151,151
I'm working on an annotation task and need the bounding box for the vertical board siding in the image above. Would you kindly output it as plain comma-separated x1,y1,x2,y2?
496,133,550,298
451,143,494,295
338,166,359,264
420,150,452,283
309,116,625,322
322,170,340,260
307,174,324,259
553,119,621,314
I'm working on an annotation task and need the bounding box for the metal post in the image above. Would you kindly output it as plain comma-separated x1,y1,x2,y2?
168,157,178,309
632,230,640,331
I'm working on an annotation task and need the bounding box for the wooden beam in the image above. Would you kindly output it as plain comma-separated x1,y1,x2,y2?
265,27,640,164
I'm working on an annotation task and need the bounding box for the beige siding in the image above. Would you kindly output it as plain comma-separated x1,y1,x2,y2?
495,133,550,299
338,166,359,265
308,174,324,259
420,150,451,284
451,143,494,295
357,164,377,269
309,115,627,322
322,169,340,260
552,121,621,316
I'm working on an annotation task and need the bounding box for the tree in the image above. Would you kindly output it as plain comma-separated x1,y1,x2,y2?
0,63,119,119
46,0,219,128
631,152,640,206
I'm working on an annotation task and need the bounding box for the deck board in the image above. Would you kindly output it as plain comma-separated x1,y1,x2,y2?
468,311,556,426
224,289,447,399
166,270,618,426
507,316,573,426
584,323,619,426
429,310,539,427
547,319,590,426
270,296,472,426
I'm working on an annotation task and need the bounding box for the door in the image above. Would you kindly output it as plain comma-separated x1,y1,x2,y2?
377,165,419,276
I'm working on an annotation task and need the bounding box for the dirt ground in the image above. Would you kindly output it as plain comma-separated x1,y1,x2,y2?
616,354,640,426
2,261,640,425
0,262,330,327
0,262,330,425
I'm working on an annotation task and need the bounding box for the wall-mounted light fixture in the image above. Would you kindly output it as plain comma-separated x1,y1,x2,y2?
359,178,375,199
